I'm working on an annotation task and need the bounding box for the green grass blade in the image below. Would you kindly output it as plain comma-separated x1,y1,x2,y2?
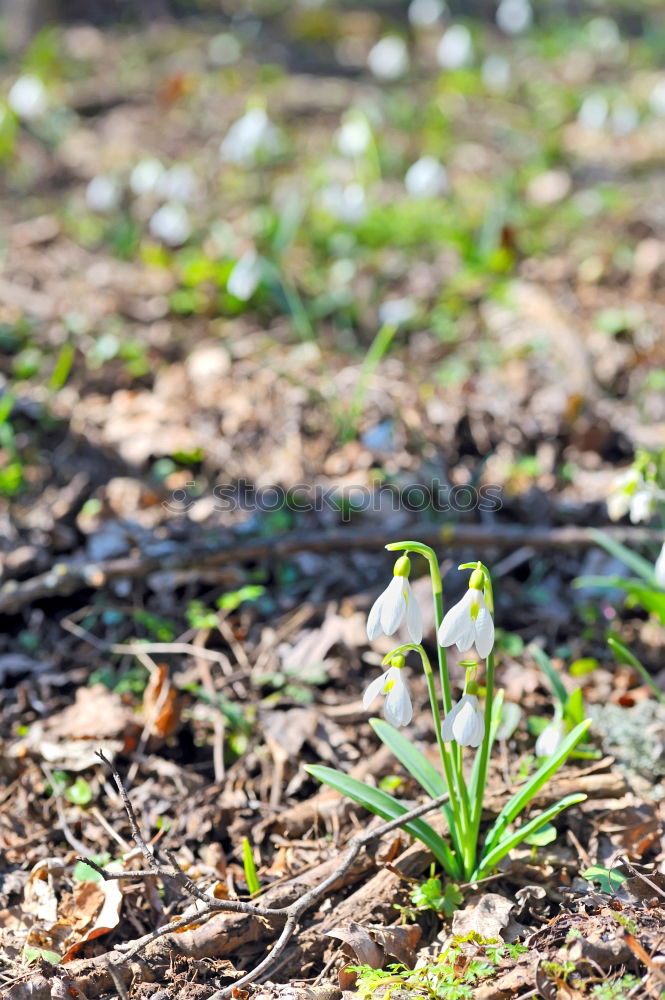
587,528,657,585
242,837,260,896
476,794,586,877
370,719,446,798
305,764,458,874
529,645,568,707
482,719,591,855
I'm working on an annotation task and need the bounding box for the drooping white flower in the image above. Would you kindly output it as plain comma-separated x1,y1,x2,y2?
577,94,608,130
378,297,416,327
655,542,665,589
156,163,197,203
8,74,47,120
227,249,261,301
535,718,566,758
363,663,413,727
404,156,448,199
436,24,473,70
220,107,280,166
318,182,367,224
149,203,191,246
130,157,165,197
438,586,494,659
86,174,121,213
441,693,484,747
496,0,532,35
408,0,446,29
607,469,657,524
367,555,423,643
482,54,511,93
367,36,409,81
336,110,372,158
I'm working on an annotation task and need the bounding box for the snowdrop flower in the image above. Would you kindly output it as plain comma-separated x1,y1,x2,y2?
655,542,665,589
481,54,511,93
149,203,191,246
86,175,121,213
227,249,261,301
367,555,423,644
408,0,446,29
404,156,448,198
130,158,165,197
319,182,367,224
436,25,473,70
208,32,241,67
220,107,279,166
535,718,566,758
378,297,416,327
607,470,657,524
496,0,532,36
611,102,638,136
578,94,608,130
438,568,494,658
157,164,197,203
363,656,413,727
336,110,372,158
8,74,47,120
441,693,484,747
367,36,409,81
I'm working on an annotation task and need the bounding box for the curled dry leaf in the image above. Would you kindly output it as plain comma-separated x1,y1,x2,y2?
451,893,516,940
143,663,183,741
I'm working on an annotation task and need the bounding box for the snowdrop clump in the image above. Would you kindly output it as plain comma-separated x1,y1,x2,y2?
404,156,448,199
227,249,262,301
367,36,410,81
149,203,192,246
436,25,473,70
220,107,280,166
8,74,47,120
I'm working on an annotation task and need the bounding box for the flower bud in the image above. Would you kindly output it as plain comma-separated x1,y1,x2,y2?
394,555,411,578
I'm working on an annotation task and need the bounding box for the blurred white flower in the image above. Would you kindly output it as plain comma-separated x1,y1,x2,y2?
157,164,197,203
655,542,665,589
336,110,372,158
611,102,638,136
319,182,367,224
208,32,241,67
367,556,422,644
86,175,121,213
607,470,657,524
535,718,566,758
481,54,511,93
587,16,621,52
149,203,191,245
363,663,413,727
408,0,446,28
8,74,47,120
220,107,280,165
441,693,484,747
649,80,665,117
404,156,448,198
130,158,165,197
438,587,494,659
496,0,532,35
436,24,473,70
378,297,416,327
367,36,409,81
227,249,261,301
578,94,608,130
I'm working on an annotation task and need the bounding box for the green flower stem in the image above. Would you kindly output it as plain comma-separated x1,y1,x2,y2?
464,563,496,843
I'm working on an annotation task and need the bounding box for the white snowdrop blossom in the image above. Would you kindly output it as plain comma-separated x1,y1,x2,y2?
438,583,494,658
336,111,372,158
363,662,413,727
535,718,566,758
157,163,197,203
441,693,484,747
436,25,473,70
86,175,121,213
130,158,165,197
607,470,658,524
367,36,409,81
8,74,47,120
149,203,191,246
227,249,261,301
404,156,448,198
220,107,280,166
577,94,608,130
408,0,446,28
367,555,423,643
481,54,511,93
378,297,416,327
319,182,367,224
496,0,532,35
655,542,665,589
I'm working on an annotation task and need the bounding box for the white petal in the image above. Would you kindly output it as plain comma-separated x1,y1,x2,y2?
405,581,423,643
384,672,413,726
441,699,461,742
629,489,653,524
380,576,407,636
535,720,565,758
473,597,495,659
655,542,665,589
367,591,385,640
453,696,484,748
438,590,474,648
362,671,388,710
